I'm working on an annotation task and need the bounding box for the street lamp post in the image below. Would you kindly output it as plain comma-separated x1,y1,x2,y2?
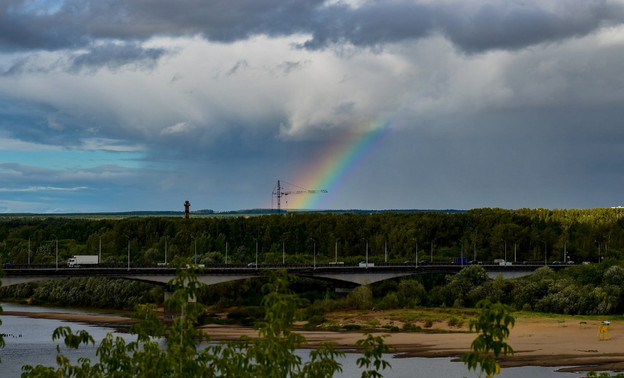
311,238,316,269
384,239,388,263
28,237,31,265
125,235,130,271
335,238,340,263
191,235,197,265
51,234,58,270
225,239,228,265
362,238,369,268
430,240,434,263
460,239,464,266
164,236,169,266
597,240,601,263
255,238,258,269
99,236,102,263
501,239,507,262
413,238,418,268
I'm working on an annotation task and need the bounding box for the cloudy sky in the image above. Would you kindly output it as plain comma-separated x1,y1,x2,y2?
2,0,624,213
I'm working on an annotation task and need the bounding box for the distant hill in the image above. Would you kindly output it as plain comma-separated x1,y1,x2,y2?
0,208,465,218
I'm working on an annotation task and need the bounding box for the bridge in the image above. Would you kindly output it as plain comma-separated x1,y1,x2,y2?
1,262,568,288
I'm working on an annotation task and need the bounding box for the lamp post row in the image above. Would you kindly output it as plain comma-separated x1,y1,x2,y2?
23,233,572,267
35,234,425,268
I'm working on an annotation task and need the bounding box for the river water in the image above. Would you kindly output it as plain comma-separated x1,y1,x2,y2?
0,303,585,377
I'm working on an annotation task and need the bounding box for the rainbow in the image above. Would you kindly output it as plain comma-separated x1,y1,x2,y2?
288,113,406,210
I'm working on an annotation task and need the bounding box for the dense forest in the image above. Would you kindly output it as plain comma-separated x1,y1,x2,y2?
1,208,624,265
2,208,624,317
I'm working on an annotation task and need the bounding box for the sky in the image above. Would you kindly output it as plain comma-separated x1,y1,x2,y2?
2,0,624,213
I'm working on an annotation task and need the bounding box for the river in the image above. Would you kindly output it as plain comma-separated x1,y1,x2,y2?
0,303,583,377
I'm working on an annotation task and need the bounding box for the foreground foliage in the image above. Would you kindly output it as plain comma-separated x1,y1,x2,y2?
461,300,515,378
19,268,391,378
0,269,4,363
356,333,392,378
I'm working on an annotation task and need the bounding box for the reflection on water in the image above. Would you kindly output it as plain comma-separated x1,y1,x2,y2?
1,302,582,378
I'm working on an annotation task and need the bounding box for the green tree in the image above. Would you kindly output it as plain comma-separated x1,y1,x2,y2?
355,333,392,378
461,300,515,378
347,285,373,310
396,279,426,308
0,268,4,362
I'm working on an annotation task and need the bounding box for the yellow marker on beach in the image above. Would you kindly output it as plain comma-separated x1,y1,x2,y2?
598,321,610,341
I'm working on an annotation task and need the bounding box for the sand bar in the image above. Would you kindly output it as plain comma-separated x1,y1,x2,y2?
3,311,623,372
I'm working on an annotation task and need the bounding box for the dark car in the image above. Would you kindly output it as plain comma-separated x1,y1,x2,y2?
468,260,481,265
419,260,430,265
551,260,561,265
2,262,14,268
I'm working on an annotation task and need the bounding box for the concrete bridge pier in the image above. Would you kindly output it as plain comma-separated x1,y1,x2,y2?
335,287,355,296
163,289,197,322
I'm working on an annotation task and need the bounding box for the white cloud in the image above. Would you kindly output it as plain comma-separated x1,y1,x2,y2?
0,186,88,192
0,137,61,151
78,138,144,152
160,121,194,136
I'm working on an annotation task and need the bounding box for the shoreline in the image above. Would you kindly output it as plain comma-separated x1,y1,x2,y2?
3,311,624,373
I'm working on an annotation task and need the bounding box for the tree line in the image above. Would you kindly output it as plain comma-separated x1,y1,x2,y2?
1,207,624,266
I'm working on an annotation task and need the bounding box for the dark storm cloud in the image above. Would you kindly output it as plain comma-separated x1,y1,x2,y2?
0,162,133,183
0,95,132,148
225,60,249,76
2,0,623,55
69,43,169,72
277,61,307,75
0,0,322,50
301,2,436,49
439,1,621,53
1,44,169,76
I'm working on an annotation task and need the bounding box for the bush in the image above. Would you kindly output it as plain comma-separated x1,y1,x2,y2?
521,303,532,312
603,265,624,286
347,286,373,310
448,317,464,328
226,306,265,326
402,323,422,332
343,324,362,331
397,280,426,308
306,315,326,326
382,325,400,332
303,314,326,330
304,300,327,319
379,292,399,310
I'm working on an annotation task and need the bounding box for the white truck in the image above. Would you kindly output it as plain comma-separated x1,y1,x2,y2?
67,255,99,267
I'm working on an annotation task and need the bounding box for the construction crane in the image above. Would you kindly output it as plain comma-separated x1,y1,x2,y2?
272,180,328,213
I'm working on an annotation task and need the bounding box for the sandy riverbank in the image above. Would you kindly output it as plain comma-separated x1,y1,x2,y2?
3,310,623,373
199,318,624,373
2,310,137,332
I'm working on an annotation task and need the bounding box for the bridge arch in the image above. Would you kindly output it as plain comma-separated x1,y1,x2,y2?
0,264,561,290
